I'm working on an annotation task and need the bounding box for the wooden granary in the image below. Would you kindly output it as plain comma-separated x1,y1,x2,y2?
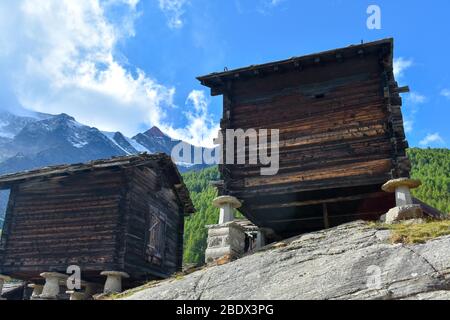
198,38,414,240
0,153,193,286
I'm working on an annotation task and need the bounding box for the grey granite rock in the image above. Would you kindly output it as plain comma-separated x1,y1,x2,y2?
385,205,423,224
121,221,450,300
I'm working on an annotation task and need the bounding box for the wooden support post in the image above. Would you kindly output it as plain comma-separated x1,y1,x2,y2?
322,203,330,229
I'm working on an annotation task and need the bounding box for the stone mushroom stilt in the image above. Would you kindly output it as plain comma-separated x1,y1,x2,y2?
27,283,44,300
382,178,421,206
100,271,129,294
39,272,68,300
66,290,86,300
381,178,423,224
0,275,11,300
212,196,242,224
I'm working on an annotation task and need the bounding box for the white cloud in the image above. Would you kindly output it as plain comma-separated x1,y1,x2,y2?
269,0,284,6
406,92,427,105
440,88,450,99
256,0,287,15
403,92,426,134
403,120,413,134
162,90,219,147
393,57,413,79
0,0,218,146
158,0,188,29
419,133,445,147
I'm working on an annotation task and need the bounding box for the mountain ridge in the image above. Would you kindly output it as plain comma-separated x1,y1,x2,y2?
0,109,212,223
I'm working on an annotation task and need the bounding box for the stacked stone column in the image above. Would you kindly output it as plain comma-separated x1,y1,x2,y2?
205,196,246,264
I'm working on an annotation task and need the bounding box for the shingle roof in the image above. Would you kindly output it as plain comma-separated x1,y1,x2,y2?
0,153,194,214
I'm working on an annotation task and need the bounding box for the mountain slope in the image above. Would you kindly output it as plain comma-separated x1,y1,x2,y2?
0,110,211,224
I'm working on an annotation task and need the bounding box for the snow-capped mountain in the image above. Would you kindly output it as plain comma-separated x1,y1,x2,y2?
0,110,53,162
0,110,213,224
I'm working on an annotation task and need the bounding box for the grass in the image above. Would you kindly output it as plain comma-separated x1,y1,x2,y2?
371,219,450,244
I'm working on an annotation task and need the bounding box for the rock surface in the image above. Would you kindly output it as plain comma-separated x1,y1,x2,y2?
122,221,450,300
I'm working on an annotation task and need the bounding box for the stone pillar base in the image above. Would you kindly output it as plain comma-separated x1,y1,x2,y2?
383,204,424,224
100,271,129,294
0,274,11,299
66,290,86,300
28,283,44,300
39,272,68,300
205,222,246,265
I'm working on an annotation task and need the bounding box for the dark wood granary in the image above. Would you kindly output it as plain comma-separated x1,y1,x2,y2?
198,38,412,240
0,153,194,285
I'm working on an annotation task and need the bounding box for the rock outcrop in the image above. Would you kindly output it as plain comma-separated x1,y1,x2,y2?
120,221,450,300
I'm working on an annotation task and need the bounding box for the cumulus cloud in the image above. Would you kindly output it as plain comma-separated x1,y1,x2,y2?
403,120,413,134
162,90,220,147
393,57,413,79
402,92,426,134
419,133,445,147
255,0,287,15
0,0,172,135
158,0,188,29
406,92,427,105
440,88,450,99
268,0,284,6
0,0,218,146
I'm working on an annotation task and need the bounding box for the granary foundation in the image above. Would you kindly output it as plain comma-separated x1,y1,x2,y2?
39,272,68,300
205,222,247,264
381,178,424,224
101,271,130,294
66,290,86,300
0,274,10,300
28,284,43,300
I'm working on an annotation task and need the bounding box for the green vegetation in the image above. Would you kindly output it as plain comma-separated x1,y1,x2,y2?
407,148,450,214
372,219,450,244
182,166,220,264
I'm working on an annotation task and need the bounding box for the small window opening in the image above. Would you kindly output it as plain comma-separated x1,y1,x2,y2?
314,93,325,99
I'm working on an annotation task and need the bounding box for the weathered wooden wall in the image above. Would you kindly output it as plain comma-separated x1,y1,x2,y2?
0,157,190,285
123,165,184,281
0,169,125,283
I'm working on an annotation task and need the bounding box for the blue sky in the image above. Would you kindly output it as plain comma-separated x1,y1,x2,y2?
0,0,449,148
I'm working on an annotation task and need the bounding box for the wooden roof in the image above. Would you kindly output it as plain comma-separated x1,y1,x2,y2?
0,153,195,214
197,38,395,96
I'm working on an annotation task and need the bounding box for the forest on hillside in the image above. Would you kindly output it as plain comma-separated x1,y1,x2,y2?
182,148,450,265
407,148,450,213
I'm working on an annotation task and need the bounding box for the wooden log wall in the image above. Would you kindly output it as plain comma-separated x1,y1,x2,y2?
0,169,125,282
214,45,409,238
123,166,184,281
